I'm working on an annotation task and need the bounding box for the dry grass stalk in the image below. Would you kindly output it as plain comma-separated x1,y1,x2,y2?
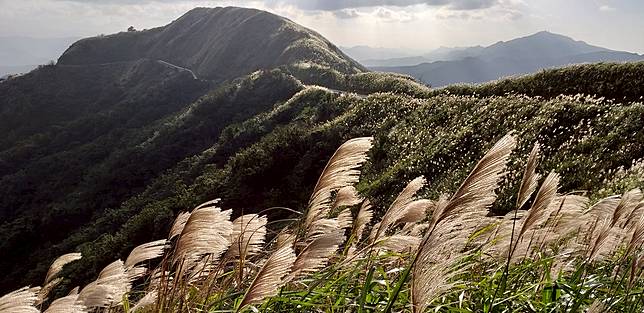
516,143,541,209
78,260,130,309
378,235,422,253
237,245,296,311
374,176,426,240
0,286,40,313
354,200,373,242
44,253,82,285
168,211,191,240
36,277,63,305
227,214,268,259
411,134,516,312
611,189,643,227
430,133,516,227
174,204,233,270
288,229,345,281
307,218,342,241
43,294,86,313
125,240,167,269
304,137,373,230
331,186,362,211
515,172,560,245
129,290,157,313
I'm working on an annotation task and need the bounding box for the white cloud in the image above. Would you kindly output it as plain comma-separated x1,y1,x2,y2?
599,5,616,12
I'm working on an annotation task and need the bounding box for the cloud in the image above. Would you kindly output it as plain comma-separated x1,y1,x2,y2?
599,5,616,12
435,0,522,20
332,6,416,22
55,0,500,11
271,0,500,11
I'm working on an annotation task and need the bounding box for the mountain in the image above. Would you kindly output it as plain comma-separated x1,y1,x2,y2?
1,6,644,303
59,7,363,82
0,6,363,292
372,31,644,86
362,45,484,67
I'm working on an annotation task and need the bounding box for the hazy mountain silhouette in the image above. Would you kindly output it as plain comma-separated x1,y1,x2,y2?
369,31,644,86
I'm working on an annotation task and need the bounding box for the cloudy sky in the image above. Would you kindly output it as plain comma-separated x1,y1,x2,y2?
1,0,643,53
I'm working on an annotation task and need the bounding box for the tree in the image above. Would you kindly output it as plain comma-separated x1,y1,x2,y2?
128,26,136,32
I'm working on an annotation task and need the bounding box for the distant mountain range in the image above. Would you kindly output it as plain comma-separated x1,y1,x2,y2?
347,31,644,87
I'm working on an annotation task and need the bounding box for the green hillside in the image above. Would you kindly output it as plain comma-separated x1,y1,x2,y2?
435,61,644,102
5,62,639,296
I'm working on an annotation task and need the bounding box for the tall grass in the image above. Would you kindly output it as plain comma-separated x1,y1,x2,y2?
3,134,644,312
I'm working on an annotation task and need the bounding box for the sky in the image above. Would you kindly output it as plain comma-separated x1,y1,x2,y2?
0,0,643,53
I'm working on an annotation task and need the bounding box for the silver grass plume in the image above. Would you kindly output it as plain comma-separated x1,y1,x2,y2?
337,208,354,230
515,172,560,245
624,215,644,257
124,240,167,269
411,134,516,312
378,235,422,253
412,216,474,313
36,277,63,306
304,137,373,230
0,286,40,313
587,218,623,262
430,133,516,227
330,186,363,211
129,290,157,313
354,200,373,242
227,214,268,260
43,294,86,313
237,245,296,311
275,229,296,250
516,143,541,209
44,253,82,285
348,200,373,256
374,176,427,240
78,260,130,309
174,203,233,269
586,195,621,223
611,188,642,227
625,201,644,230
288,229,345,281
307,218,342,241
168,211,191,240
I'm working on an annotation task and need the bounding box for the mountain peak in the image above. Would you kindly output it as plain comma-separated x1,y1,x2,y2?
58,7,362,82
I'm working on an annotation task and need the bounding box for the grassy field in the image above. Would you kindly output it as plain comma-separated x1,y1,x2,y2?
4,131,644,312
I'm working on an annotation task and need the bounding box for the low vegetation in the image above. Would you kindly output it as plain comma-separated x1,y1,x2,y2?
4,133,644,312
435,62,644,102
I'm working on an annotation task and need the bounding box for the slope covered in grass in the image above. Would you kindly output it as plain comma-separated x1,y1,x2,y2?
435,61,644,102
18,63,639,298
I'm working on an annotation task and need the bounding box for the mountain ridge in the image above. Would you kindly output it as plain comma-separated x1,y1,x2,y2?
369,31,644,86
58,6,364,83
0,6,364,292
